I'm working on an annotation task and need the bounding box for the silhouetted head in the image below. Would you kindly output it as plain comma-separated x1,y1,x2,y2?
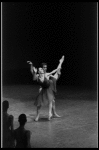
18,114,27,126
3,100,9,112
41,63,47,73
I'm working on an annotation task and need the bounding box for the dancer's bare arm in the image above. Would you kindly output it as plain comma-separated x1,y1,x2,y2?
27,61,34,74
33,68,39,81
27,61,38,80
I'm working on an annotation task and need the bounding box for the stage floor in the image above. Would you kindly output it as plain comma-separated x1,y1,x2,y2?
2,85,98,148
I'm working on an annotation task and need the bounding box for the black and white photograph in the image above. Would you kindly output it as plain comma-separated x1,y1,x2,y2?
1,2,98,148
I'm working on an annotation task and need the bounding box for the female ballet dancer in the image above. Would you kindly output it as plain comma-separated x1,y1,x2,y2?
27,56,65,121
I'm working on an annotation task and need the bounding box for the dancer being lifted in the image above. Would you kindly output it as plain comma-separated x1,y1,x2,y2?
27,56,65,121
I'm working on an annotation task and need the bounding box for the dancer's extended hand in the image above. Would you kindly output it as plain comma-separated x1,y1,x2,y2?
27,61,32,65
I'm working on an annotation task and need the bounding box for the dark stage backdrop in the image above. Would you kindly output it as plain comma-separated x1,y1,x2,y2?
2,2,97,89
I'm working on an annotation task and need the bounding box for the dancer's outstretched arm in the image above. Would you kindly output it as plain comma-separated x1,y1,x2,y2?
33,68,39,81
27,61,34,74
27,61,38,80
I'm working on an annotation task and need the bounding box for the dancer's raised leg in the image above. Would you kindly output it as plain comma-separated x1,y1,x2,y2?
57,55,65,69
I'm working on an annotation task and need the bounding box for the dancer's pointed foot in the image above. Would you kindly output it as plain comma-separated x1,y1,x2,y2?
34,117,39,122
34,119,38,122
48,117,52,121
48,114,53,121
59,56,65,64
53,114,61,118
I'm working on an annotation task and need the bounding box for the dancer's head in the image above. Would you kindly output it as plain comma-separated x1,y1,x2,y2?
38,68,44,78
3,100,9,112
18,114,27,126
41,63,47,73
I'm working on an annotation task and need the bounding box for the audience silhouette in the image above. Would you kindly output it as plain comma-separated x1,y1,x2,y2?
14,114,31,148
3,100,15,148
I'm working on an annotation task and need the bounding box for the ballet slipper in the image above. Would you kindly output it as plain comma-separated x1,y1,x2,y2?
48,114,53,121
34,117,39,122
53,113,61,118
59,56,65,64
34,119,38,122
48,117,52,121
